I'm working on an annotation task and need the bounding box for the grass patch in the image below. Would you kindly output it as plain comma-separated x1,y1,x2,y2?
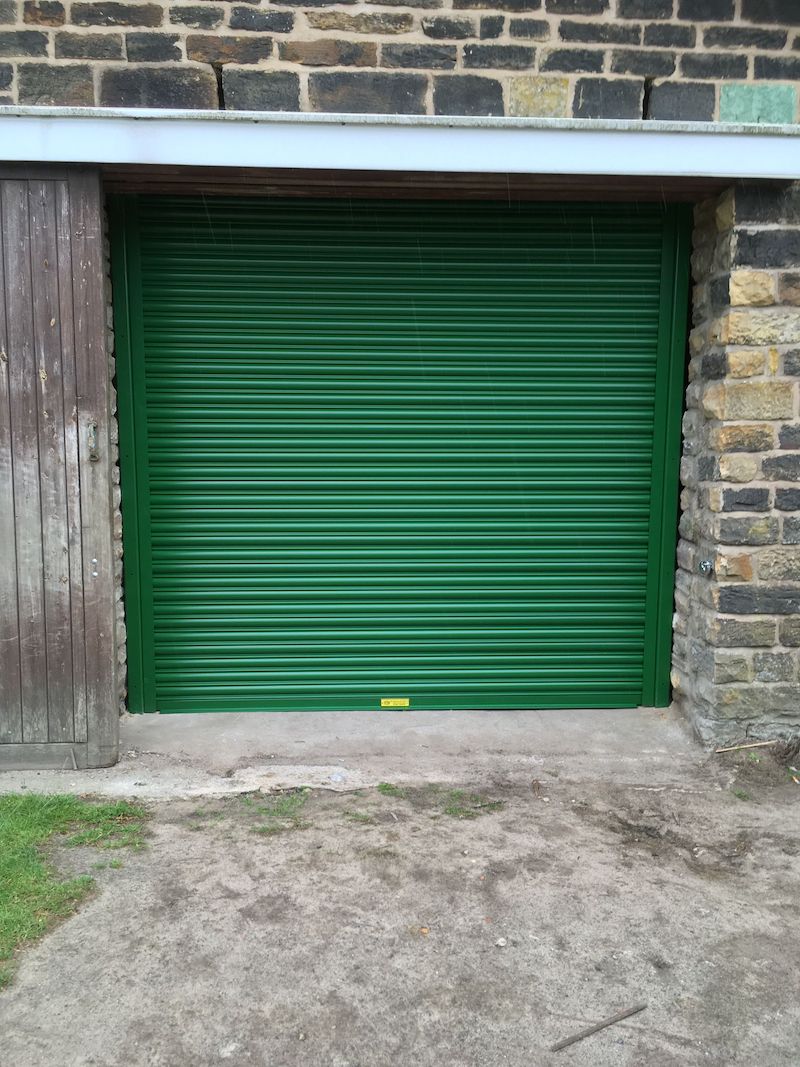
343,810,374,825
377,782,407,799
248,789,311,836
732,789,751,802
442,790,505,820
0,794,147,989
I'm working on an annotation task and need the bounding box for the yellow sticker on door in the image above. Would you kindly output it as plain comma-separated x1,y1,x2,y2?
381,698,410,708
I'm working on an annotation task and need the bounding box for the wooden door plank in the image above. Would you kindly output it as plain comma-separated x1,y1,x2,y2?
55,180,87,743
29,179,75,742
2,180,48,742
0,184,23,744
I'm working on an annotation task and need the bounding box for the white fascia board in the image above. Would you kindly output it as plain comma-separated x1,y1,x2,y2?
1,106,799,179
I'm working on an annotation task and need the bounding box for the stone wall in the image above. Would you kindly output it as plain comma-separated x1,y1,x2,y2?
673,181,800,744
0,0,797,119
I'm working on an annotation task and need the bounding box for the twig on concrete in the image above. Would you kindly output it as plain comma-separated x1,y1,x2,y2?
715,740,777,754
550,1004,647,1053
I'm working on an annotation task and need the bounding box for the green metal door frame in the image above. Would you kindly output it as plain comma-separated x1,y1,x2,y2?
110,195,690,714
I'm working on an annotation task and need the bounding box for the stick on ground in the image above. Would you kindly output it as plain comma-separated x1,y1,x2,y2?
715,740,777,754
550,1003,647,1053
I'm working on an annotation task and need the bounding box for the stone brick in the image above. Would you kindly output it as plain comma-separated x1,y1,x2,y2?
726,349,767,377
0,2,13,25
742,0,800,23
785,350,800,376
559,19,639,43
718,583,800,614
681,54,747,80
678,0,734,18
776,488,800,511
455,0,540,8
763,454,800,481
0,62,10,90
720,84,796,125
72,2,163,26
23,1,65,26
544,0,606,10
19,62,94,104
125,31,179,60
708,616,777,648
779,617,800,646
618,0,668,15
779,424,800,450
644,24,695,48
755,56,800,81
310,72,426,114
718,454,760,482
280,39,375,66
779,275,800,306
756,548,800,581
702,381,794,421
382,43,455,69
464,44,535,69
736,230,800,271
433,74,503,116
187,35,272,64
222,68,299,110
722,488,769,512
736,184,800,226
56,31,124,58
0,30,47,55
573,76,642,118
728,310,800,346
714,652,752,684
100,65,217,107
307,11,411,33
230,8,294,32
717,515,779,545
782,512,800,542
646,81,715,121
509,74,568,116
715,551,754,581
611,49,675,77
701,350,727,379
728,270,774,307
716,684,800,719
421,16,475,38
754,651,795,682
509,18,549,39
705,26,787,50
480,17,504,38
170,7,223,30
541,48,603,73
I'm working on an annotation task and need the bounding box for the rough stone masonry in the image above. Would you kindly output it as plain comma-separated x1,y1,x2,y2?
0,0,798,119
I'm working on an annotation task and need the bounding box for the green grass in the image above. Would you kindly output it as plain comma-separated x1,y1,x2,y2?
343,810,374,824
442,790,505,820
377,782,407,799
248,788,311,835
732,789,751,802
0,794,147,989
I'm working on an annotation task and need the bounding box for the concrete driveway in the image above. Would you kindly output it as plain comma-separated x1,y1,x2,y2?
1,708,799,1066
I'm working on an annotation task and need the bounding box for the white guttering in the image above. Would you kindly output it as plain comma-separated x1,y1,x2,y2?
1,106,799,179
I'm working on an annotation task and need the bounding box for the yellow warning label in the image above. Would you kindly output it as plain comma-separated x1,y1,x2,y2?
380,698,410,708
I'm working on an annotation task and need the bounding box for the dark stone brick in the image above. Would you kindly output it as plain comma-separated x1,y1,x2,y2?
72,1,163,25
19,62,94,104
170,6,223,29
736,183,800,225
678,0,734,18
701,351,727,379
776,488,800,511
480,15,504,38
310,72,427,114
708,274,729,311
647,80,715,120
276,0,356,6
618,0,670,16
754,652,794,682
23,1,65,25
755,55,800,80
718,584,800,615
541,47,603,72
698,455,718,480
188,34,272,64
222,68,299,110
780,617,800,645
780,424,800,450
100,65,218,107
734,229,800,270
785,350,800,375
544,0,607,11
0,30,47,55
644,23,695,47
230,7,293,32
433,73,503,115
125,30,179,60
560,19,639,43
722,488,770,512
464,43,535,68
717,515,778,544
0,62,12,90
709,616,776,647
681,53,748,79
382,43,456,68
784,517,800,544
0,1,14,23
280,39,375,65
573,76,642,118
422,16,475,38
705,26,787,49
56,30,124,57
763,454,800,481
456,0,539,8
509,18,549,38
611,48,675,76
780,274,800,305
742,0,800,25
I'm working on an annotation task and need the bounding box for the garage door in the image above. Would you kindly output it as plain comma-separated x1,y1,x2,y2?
112,196,688,714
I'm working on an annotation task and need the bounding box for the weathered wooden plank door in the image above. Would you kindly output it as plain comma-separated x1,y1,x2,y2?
0,166,117,769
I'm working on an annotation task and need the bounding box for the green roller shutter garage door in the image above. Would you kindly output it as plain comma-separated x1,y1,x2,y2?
112,196,689,714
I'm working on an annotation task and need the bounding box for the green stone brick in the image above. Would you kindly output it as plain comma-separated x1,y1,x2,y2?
720,84,797,125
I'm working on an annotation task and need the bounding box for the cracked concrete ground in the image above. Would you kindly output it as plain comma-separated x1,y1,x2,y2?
1,708,799,1066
